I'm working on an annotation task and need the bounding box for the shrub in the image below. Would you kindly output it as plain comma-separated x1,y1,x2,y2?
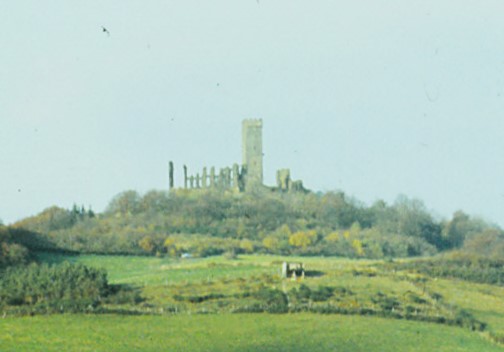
409,294,428,304
173,293,226,303
310,286,335,302
454,309,486,331
0,262,110,314
254,287,288,313
296,284,312,300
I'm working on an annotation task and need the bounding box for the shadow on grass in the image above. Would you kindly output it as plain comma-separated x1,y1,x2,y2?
305,270,325,278
105,284,146,305
34,251,80,265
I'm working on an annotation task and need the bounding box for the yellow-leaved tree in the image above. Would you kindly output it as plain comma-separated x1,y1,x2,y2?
262,236,279,252
352,239,364,256
164,237,178,257
239,239,255,253
289,230,317,249
325,231,340,242
139,236,155,253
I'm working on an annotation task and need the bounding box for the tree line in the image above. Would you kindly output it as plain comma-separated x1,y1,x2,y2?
11,188,503,259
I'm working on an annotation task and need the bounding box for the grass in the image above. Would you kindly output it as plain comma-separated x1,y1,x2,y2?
7,252,500,350
36,253,278,285
427,278,504,338
1,313,502,352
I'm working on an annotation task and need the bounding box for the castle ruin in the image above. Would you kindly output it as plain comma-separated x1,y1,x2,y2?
242,119,263,187
169,119,305,193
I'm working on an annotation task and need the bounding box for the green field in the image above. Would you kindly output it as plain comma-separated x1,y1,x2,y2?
1,253,502,351
1,314,502,352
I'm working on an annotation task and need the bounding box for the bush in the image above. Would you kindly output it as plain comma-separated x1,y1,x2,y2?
371,294,400,312
296,284,312,300
223,250,237,260
104,285,144,305
0,262,110,314
390,254,504,286
173,293,226,303
409,294,427,304
454,309,486,331
254,287,288,313
289,284,335,303
310,286,335,302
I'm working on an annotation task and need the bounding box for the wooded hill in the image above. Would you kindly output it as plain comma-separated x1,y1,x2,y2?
10,188,504,259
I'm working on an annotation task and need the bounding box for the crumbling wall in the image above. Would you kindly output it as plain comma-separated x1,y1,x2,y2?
276,169,291,191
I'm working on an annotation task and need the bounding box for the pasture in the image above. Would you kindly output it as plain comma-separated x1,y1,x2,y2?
1,314,502,352
0,253,502,351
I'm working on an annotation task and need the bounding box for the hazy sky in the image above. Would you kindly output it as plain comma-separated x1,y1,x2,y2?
1,1,503,227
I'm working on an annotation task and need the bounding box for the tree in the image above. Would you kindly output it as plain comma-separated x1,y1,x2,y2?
141,190,172,213
463,228,504,259
319,191,360,229
138,236,159,254
289,230,317,249
239,239,254,253
325,231,340,242
352,239,364,256
106,190,141,215
443,211,486,249
262,236,279,252
393,196,442,247
163,237,179,257
349,222,361,237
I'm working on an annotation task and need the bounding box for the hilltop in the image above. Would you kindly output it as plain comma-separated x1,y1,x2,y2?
10,188,504,260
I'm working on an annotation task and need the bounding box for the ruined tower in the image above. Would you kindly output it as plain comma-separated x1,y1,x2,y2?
170,118,304,192
242,119,263,187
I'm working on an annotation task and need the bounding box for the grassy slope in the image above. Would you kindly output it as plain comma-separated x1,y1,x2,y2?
1,314,502,352
2,253,502,351
428,278,504,338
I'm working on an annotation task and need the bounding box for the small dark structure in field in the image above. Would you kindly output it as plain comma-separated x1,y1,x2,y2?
282,262,305,279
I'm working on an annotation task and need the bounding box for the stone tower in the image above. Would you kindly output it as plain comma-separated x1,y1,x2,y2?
242,119,263,186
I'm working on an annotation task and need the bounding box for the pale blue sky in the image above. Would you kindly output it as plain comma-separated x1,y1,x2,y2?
1,1,503,226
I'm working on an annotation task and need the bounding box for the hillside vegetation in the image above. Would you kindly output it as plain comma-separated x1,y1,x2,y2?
12,189,504,259
2,189,504,349
2,253,504,351
0,225,30,269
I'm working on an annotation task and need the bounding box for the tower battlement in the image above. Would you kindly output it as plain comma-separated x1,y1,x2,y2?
242,119,263,127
